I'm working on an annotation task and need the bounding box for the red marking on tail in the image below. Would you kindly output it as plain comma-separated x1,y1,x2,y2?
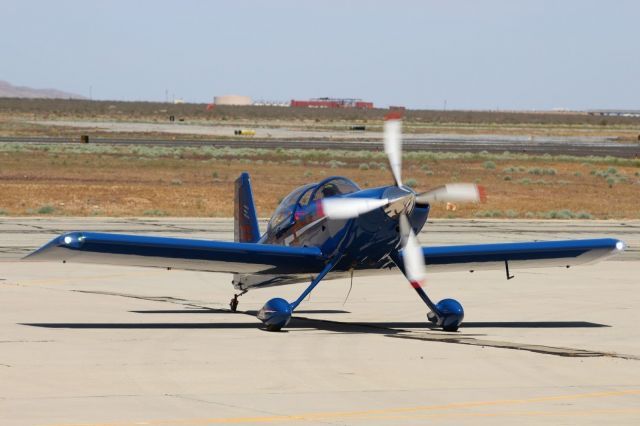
316,200,324,217
410,280,422,289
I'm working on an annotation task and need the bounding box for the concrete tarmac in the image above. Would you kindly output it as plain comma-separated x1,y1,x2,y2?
1,218,639,425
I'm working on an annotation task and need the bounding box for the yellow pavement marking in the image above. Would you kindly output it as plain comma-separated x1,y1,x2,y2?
43,389,640,426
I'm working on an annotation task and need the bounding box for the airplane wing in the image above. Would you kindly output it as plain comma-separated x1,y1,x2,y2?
413,238,625,273
23,232,326,274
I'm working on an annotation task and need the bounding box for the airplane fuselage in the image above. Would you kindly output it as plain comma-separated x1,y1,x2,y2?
233,180,430,290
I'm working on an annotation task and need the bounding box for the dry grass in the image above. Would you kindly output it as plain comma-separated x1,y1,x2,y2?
1,145,638,219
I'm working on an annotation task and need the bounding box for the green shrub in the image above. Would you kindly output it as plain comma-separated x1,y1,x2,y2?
143,209,169,216
326,160,347,168
475,210,503,218
37,205,55,214
505,209,518,218
405,178,418,188
483,161,496,170
359,163,370,170
544,209,575,219
528,167,556,176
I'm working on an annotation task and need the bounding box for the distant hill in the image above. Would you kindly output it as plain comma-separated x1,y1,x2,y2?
0,80,86,99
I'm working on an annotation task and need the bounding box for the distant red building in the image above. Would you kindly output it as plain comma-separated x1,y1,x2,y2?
290,98,374,109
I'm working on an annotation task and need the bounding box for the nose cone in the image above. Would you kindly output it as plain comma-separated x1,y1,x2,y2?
382,186,415,218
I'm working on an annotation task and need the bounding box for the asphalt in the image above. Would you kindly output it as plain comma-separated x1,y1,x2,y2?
2,135,639,158
1,218,639,425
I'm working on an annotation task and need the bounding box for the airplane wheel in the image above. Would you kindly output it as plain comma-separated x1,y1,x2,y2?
442,321,459,332
435,298,464,332
257,297,292,331
265,324,283,332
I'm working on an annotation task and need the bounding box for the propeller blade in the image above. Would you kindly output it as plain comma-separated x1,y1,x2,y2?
415,183,486,204
384,113,403,187
319,197,389,220
399,215,426,283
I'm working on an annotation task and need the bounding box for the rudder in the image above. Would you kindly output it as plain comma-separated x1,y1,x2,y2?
234,172,260,243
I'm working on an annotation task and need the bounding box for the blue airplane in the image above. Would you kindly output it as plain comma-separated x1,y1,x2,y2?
25,114,626,331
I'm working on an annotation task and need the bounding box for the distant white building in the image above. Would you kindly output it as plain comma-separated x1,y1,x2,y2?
214,95,252,106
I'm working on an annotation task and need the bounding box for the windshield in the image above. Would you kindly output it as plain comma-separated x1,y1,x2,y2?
309,177,360,203
267,184,315,232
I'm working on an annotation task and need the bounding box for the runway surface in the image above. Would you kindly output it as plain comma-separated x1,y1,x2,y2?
2,133,639,158
1,218,639,425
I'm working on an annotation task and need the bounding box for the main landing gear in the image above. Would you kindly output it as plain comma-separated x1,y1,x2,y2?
257,258,339,331
390,252,464,332
426,298,464,332
229,290,247,312
411,279,464,332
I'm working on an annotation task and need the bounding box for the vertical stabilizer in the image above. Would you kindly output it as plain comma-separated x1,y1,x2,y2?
234,172,260,243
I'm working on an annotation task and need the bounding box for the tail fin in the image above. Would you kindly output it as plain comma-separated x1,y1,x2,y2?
234,172,260,243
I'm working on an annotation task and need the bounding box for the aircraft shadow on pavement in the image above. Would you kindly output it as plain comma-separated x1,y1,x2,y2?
21,315,609,334
129,309,351,314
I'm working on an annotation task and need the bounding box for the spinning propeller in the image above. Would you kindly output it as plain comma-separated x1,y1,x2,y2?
319,112,485,221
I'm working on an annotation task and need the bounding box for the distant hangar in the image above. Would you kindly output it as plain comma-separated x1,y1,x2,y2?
213,95,375,109
214,95,252,106
291,97,374,109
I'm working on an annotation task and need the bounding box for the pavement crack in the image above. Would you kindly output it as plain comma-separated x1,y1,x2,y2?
387,333,640,360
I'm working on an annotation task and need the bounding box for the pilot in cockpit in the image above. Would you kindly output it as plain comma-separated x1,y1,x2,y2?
320,183,340,198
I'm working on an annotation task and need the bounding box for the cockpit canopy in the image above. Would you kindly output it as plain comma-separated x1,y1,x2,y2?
267,177,360,234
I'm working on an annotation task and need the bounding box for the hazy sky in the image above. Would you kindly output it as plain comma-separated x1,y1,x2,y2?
1,0,639,110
